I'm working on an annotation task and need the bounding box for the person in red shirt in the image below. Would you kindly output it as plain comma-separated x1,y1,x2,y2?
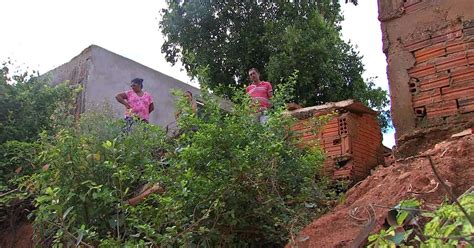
246,68,273,123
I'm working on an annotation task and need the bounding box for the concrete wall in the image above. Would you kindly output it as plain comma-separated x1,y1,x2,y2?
378,0,474,156
48,45,201,128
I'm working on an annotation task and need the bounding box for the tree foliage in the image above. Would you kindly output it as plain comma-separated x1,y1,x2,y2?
160,1,390,129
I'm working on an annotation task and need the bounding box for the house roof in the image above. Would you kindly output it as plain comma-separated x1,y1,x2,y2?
288,99,378,119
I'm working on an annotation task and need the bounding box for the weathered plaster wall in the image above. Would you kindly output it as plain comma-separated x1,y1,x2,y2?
48,46,92,118
48,45,200,128
378,0,474,155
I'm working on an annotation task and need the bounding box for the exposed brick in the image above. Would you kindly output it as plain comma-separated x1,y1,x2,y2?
405,38,432,52
351,145,380,157
432,24,463,38
405,0,431,14
419,75,450,91
290,121,309,131
458,97,474,113
451,66,474,85
414,42,445,63
291,105,382,183
414,106,426,117
325,121,339,128
323,129,339,137
468,50,474,65
464,20,474,29
301,134,319,142
341,135,351,154
458,96,474,107
321,134,340,142
464,27,474,37
408,63,437,78
441,83,474,101
467,41,474,50
355,134,382,144
412,88,442,107
352,154,377,163
325,146,341,154
459,104,474,114
408,78,419,94
458,96,474,114
353,144,381,154
435,52,468,72
426,100,458,118
446,40,466,54
333,170,352,179
431,30,463,44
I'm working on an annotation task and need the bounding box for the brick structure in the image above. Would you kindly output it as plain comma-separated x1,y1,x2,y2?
378,0,474,156
290,100,384,183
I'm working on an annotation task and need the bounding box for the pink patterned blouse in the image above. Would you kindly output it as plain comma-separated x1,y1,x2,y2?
125,90,153,121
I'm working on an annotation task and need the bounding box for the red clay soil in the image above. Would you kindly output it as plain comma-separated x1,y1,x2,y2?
0,222,34,248
289,134,474,248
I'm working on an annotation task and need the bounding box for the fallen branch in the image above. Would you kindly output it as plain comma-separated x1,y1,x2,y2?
407,182,439,195
0,188,19,198
348,204,376,248
425,156,474,226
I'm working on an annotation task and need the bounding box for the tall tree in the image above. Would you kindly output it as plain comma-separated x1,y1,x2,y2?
160,1,390,128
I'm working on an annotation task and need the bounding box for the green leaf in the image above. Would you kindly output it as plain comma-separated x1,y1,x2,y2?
102,140,112,149
62,206,73,220
397,211,409,226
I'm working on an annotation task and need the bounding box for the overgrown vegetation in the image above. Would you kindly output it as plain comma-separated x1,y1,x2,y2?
0,63,77,229
159,1,390,129
0,61,74,144
0,66,339,246
367,195,474,247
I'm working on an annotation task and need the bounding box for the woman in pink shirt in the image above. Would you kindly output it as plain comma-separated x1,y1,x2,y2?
116,78,154,123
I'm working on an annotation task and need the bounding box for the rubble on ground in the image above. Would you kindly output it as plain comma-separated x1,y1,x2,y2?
289,134,474,248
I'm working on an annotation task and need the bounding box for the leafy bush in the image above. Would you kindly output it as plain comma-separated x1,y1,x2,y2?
0,140,39,187
28,74,332,246
0,63,78,231
0,62,74,144
367,195,474,247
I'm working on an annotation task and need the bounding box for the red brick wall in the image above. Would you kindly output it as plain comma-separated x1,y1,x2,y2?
406,21,474,121
292,111,383,183
378,0,474,156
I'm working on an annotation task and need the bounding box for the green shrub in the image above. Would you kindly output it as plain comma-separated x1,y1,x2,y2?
0,63,74,144
29,74,331,246
368,195,474,247
0,140,39,186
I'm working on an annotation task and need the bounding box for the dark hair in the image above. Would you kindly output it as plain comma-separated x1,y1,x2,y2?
131,78,144,89
248,68,260,74
185,90,193,97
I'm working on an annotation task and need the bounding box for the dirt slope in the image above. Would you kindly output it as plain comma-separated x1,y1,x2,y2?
289,134,474,248
0,222,33,248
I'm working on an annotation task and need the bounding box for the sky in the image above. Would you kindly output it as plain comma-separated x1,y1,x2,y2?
0,0,395,147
